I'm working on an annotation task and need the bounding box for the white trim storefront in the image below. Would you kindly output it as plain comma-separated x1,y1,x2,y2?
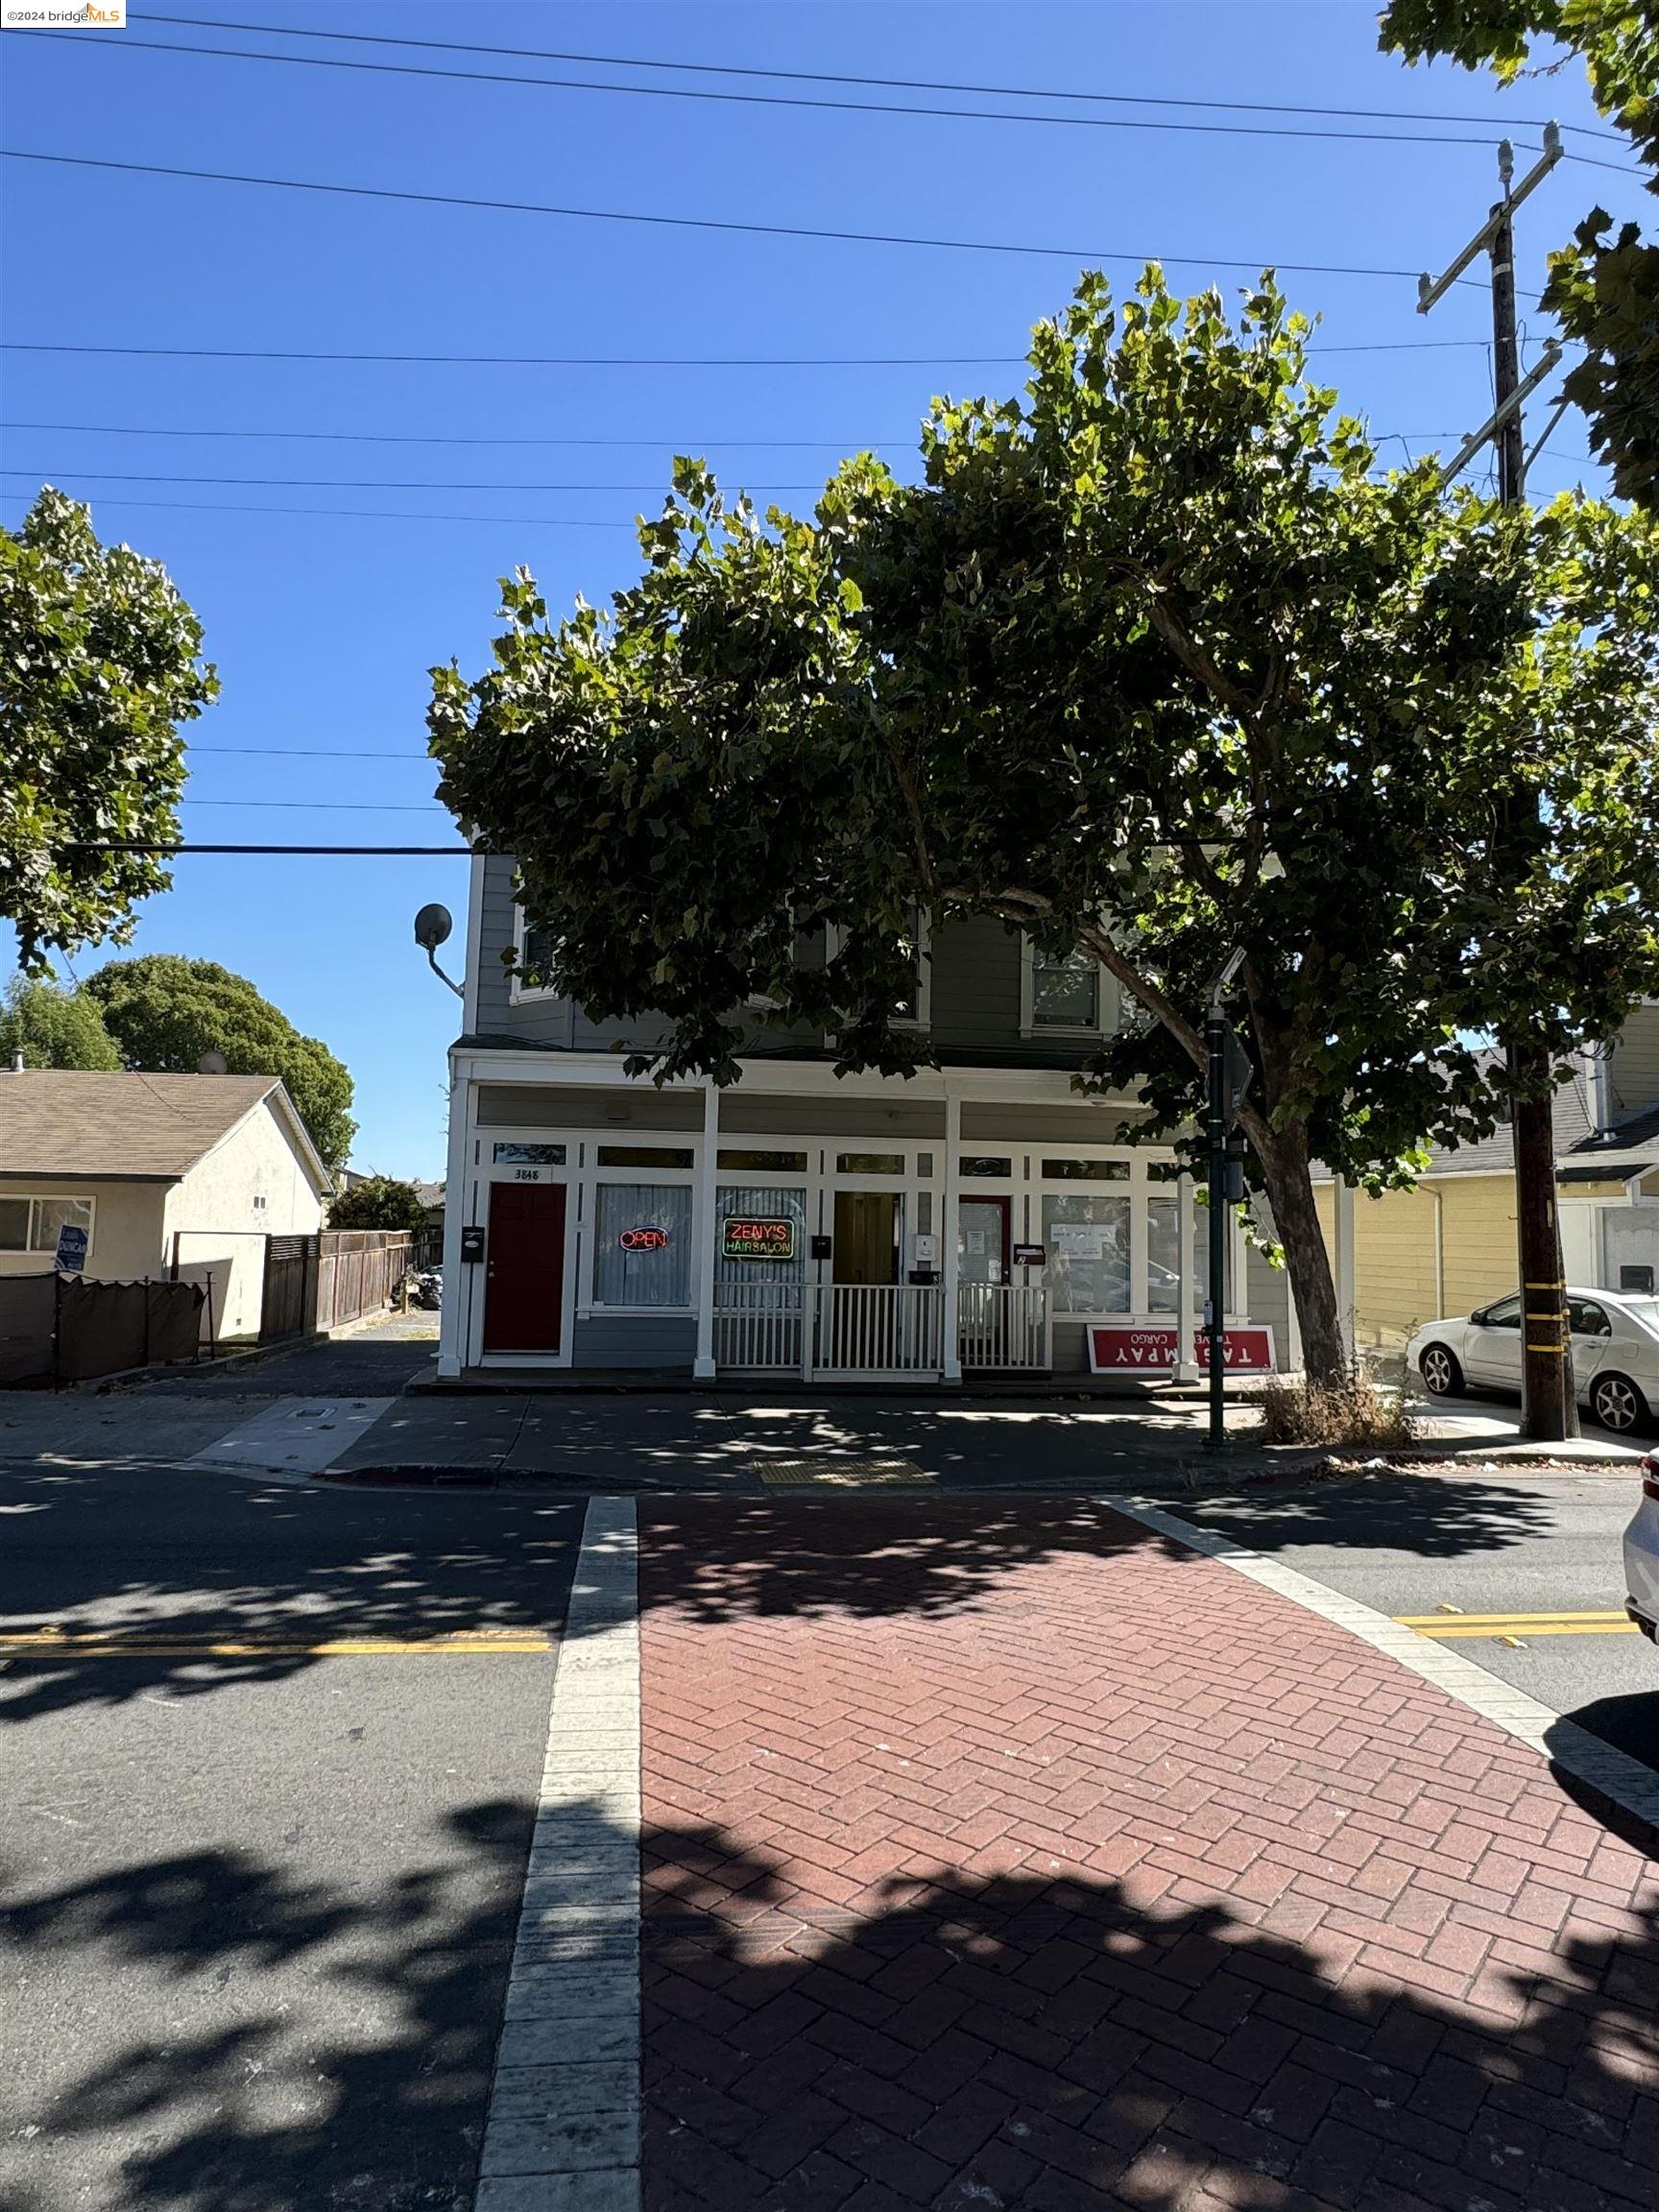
438,1051,1250,1382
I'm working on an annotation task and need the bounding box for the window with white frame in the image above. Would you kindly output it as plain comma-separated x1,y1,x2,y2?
1041,1187,1131,1314
1022,939,1108,1035
0,1194,94,1256
511,907,561,1000
824,910,931,1028
590,1183,693,1308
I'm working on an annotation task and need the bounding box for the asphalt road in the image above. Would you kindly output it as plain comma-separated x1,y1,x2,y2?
1160,1467,1659,1774
0,1459,582,2212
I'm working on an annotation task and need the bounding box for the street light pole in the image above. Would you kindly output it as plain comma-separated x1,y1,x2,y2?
1202,947,1249,1452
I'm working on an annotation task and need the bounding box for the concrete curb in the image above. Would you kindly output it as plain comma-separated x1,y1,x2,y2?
1109,1495,1659,1845
475,1497,641,2212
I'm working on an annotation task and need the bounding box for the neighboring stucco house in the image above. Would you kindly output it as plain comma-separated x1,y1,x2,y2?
0,1070,331,1343
437,854,1287,1382
1313,1008,1659,1352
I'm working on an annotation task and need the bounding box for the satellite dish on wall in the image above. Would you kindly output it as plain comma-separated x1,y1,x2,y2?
413,902,464,998
414,902,453,951
198,1050,229,1075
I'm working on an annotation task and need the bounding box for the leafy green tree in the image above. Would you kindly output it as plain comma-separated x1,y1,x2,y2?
1382,1,1659,508
1,489,216,967
0,973,121,1070
430,273,1659,1382
84,953,356,1170
328,1175,430,1232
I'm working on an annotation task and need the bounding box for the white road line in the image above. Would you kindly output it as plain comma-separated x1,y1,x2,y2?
475,1497,640,2212
1110,1497,1659,1835
189,1398,396,1474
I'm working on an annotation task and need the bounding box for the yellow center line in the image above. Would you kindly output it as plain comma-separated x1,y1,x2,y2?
1396,1610,1638,1641
0,1628,553,1658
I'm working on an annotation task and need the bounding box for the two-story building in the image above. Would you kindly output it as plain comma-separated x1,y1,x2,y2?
435,854,1290,1384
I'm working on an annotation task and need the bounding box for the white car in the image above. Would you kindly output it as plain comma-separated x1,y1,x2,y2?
1625,1455,1659,1643
1407,1286,1659,1437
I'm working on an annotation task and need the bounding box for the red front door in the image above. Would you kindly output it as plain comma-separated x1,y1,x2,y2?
484,1182,566,1353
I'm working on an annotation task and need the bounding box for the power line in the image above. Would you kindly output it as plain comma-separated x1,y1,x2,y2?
13,26,1548,155
182,809,448,818
188,745,430,758
0,149,1445,283
0,338,1494,367
138,12,1623,143
0,493,643,529
3,469,827,493
57,841,472,856
1,420,902,450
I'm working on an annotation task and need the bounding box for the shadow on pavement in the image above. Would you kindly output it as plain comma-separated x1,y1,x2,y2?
1161,1470,1558,1557
0,1468,581,1729
640,1822,1657,2209
0,1798,534,2212
9,1795,1653,2211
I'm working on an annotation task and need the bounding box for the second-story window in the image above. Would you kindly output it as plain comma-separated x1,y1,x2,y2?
1023,942,1106,1033
513,909,560,1000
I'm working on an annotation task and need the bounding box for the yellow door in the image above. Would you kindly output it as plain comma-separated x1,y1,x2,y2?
833,1191,899,1285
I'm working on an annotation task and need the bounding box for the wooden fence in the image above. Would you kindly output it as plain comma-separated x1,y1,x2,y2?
258,1230,426,1343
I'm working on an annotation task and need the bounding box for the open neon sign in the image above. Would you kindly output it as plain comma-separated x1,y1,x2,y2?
618,1226,670,1252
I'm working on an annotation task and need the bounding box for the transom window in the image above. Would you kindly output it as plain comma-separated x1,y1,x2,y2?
960,1156,1013,1179
594,1145,693,1168
1041,1158,1129,1183
717,1149,808,1174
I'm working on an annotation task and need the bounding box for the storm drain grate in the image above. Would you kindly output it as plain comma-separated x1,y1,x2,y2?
752,1458,934,1489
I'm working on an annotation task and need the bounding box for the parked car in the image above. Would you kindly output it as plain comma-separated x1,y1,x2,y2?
1407,1286,1659,1436
1623,1454,1659,1642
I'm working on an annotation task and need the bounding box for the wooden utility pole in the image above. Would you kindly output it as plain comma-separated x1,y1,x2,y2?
1418,130,1577,1440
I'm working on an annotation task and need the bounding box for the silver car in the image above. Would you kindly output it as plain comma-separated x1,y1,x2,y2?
1407,1286,1659,1436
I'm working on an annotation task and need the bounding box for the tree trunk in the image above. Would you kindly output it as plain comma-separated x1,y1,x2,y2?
1256,1123,1346,1386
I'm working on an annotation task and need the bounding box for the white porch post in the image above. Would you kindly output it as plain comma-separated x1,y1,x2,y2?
1174,1171,1200,1382
1334,1172,1358,1365
436,1052,473,1379
941,1089,962,1382
692,1079,720,1380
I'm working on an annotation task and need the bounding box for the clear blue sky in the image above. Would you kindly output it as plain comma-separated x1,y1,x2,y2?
2,3,1647,1176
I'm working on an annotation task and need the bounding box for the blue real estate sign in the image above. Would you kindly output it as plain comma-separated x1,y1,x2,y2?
54,1224,88,1274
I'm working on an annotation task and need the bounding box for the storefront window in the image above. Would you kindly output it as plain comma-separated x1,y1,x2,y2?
715,1187,806,1286
1148,1195,1180,1314
1042,1191,1130,1313
591,1184,692,1307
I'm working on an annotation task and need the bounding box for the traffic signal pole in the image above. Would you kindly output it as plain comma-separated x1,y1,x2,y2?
1417,129,1576,1443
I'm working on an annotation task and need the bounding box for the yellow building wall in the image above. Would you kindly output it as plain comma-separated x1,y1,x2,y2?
1316,1177,1520,1350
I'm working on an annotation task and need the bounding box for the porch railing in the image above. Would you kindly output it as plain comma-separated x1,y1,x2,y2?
712,1281,1050,1378
712,1282,806,1373
819,1284,945,1377
958,1283,1051,1372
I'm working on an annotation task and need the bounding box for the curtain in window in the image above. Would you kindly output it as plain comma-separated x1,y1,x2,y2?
591,1184,693,1307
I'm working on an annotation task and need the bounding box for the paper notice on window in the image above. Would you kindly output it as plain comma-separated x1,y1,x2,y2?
1051,1224,1112,1260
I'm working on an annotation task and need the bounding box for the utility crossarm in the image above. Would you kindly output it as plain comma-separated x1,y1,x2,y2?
1439,342,1564,486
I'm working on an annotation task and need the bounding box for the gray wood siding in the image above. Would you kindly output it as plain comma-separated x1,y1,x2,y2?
1609,1005,1659,1122
476,854,1137,1076
571,1314,698,1369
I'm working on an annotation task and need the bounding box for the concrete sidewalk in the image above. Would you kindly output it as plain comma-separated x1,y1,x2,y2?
635,1496,1658,2212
